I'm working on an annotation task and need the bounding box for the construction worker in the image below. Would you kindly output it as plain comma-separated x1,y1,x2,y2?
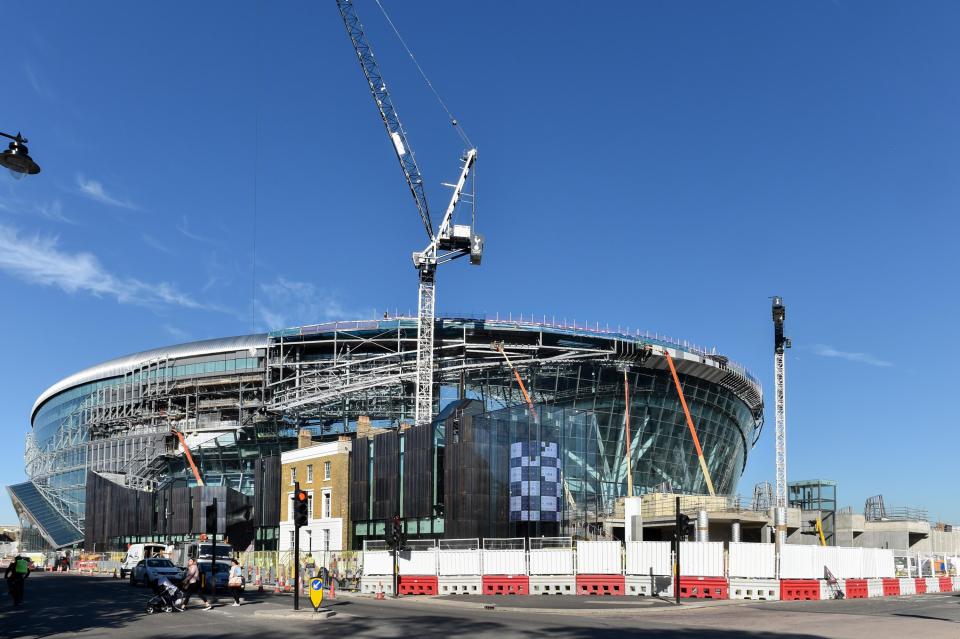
5,555,30,606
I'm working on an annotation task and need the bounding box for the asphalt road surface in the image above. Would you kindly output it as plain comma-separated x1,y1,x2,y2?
1,572,958,638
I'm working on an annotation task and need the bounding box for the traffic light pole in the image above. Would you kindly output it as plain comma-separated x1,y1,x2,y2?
394,427,401,598
294,482,300,611
675,496,681,606
211,497,217,599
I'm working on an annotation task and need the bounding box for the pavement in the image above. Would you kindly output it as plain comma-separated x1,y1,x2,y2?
0,572,958,638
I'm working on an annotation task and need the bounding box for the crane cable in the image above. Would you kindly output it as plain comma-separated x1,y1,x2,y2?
373,0,473,149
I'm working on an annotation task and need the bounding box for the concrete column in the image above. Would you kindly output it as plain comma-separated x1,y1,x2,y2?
696,510,709,542
762,525,772,544
731,520,741,543
624,497,642,543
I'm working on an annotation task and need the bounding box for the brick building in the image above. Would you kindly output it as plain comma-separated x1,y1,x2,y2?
279,431,351,554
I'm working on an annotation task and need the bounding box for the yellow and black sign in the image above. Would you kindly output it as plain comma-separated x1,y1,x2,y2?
309,578,325,611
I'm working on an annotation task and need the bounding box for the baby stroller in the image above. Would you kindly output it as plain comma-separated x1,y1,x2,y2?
146,575,185,614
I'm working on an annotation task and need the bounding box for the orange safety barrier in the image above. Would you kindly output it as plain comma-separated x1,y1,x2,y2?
844,579,868,599
677,577,728,600
398,575,438,595
915,578,927,594
576,574,625,596
482,575,529,595
881,578,900,596
938,577,952,592
781,579,820,601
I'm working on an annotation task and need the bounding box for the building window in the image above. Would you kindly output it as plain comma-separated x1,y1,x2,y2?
289,530,295,548
322,490,332,519
288,493,294,521
324,461,331,481
307,464,313,483
323,528,331,551
290,467,297,485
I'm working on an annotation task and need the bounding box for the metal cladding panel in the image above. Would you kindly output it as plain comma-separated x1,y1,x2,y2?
728,542,776,579
350,436,370,523
373,430,399,521
399,549,438,575
529,549,574,576
780,545,817,579
444,414,511,540
679,541,724,577
482,550,526,575
625,541,672,576
254,456,280,528
363,550,393,576
438,550,481,576
576,541,622,574
403,423,434,518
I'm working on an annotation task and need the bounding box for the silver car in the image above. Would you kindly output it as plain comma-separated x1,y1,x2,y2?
131,558,183,587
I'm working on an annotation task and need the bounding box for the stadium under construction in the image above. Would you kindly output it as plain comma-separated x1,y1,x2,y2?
8,315,765,551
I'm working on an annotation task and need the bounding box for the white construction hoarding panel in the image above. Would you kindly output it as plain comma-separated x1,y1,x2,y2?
816,547,863,580
861,548,895,579
482,549,526,575
780,545,817,579
680,542,724,577
529,549,574,575
363,551,393,576
576,541,622,574
728,542,775,579
625,541,671,576
398,549,437,575
438,550,480,576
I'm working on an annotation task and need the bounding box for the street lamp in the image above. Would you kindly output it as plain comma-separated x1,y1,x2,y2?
0,132,41,179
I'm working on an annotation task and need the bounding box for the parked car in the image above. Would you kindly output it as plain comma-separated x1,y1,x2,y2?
197,561,231,591
131,558,183,587
120,543,168,579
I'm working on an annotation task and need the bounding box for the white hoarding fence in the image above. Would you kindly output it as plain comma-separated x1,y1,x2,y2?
398,547,438,575
779,544,816,579
529,537,574,575
362,550,393,576
576,541,622,574
482,538,527,575
680,541,724,577
625,541,671,576
438,539,481,576
728,542,775,579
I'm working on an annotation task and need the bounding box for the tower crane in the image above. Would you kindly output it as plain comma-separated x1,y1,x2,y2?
772,296,791,546
335,0,483,425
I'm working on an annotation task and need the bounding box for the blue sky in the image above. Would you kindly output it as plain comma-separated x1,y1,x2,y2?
2,1,958,524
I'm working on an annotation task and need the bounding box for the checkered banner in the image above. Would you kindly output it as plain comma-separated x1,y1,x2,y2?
509,440,561,522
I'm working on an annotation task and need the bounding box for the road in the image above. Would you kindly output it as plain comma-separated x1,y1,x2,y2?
0,572,958,638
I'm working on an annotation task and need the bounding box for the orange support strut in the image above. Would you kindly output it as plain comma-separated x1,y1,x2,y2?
663,350,716,496
172,429,205,486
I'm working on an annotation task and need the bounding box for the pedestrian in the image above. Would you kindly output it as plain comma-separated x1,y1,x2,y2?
227,558,244,607
181,558,212,610
4,555,30,606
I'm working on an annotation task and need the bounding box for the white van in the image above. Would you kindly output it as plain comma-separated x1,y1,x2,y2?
119,543,168,579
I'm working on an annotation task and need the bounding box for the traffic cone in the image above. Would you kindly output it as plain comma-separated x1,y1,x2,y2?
375,581,385,600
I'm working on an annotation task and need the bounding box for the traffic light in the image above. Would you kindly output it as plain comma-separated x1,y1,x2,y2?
294,483,309,528
205,501,218,535
386,515,406,550
677,513,693,541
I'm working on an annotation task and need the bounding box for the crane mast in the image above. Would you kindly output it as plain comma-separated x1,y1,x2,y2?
336,0,482,425
772,296,791,546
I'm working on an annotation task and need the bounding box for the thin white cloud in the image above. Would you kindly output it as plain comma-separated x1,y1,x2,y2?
0,222,220,312
23,62,55,100
176,215,213,243
142,233,175,256
255,277,368,330
0,194,75,224
76,175,138,210
162,324,190,340
812,344,893,368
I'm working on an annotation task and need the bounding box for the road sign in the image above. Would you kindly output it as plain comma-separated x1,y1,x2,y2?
309,578,324,611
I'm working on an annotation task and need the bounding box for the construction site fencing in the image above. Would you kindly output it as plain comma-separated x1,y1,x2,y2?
398,540,437,575
728,542,776,579
680,541,725,577
625,541,671,576
779,545,896,579
529,537,574,575
576,541,622,574
438,539,480,576
235,550,363,587
482,540,526,575
892,551,960,578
